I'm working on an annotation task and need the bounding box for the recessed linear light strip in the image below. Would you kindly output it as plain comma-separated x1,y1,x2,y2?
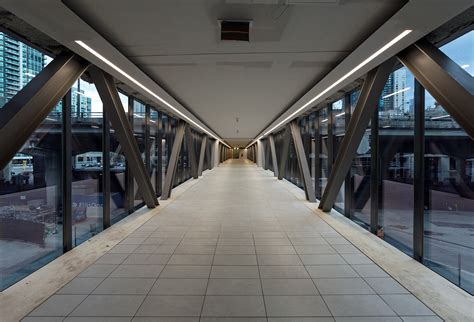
75,40,230,148
246,29,412,148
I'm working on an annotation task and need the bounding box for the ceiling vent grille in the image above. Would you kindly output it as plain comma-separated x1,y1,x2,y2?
219,20,252,41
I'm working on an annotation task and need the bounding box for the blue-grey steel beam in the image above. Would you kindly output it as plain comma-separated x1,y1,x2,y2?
198,135,208,176
397,39,474,139
268,135,279,177
186,125,199,179
289,121,317,202
319,58,396,212
0,52,89,171
89,66,158,208
278,126,291,180
161,121,186,200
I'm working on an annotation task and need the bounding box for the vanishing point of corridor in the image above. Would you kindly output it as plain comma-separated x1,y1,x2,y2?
22,160,439,321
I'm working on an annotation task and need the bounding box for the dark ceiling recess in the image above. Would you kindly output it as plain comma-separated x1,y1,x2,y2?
220,20,250,41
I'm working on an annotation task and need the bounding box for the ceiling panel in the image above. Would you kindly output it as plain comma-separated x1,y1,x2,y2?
64,0,406,146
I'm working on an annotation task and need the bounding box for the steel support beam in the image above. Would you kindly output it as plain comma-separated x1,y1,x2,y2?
319,58,395,211
413,80,425,261
161,121,186,200
185,126,198,179
268,135,279,177
103,108,111,229
0,52,89,170
289,121,317,202
62,90,73,252
397,39,474,139
89,67,158,208
369,110,379,234
278,126,291,180
197,135,208,176
264,139,270,170
343,94,352,217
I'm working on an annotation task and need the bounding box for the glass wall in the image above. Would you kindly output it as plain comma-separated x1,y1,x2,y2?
319,107,330,196
377,67,415,255
110,92,129,223
71,80,103,246
332,99,345,212
265,31,473,294
0,35,62,290
424,32,474,293
0,105,63,290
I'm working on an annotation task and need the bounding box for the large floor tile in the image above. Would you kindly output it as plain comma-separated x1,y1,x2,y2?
57,277,104,295
92,278,155,294
381,294,435,316
109,264,164,278
259,265,310,278
306,265,358,278
150,278,208,295
29,295,87,316
207,278,262,295
210,266,260,278
265,296,331,317
136,296,204,317
323,295,396,316
262,279,319,295
159,265,211,278
213,254,257,265
202,296,266,317
313,278,374,295
70,295,145,316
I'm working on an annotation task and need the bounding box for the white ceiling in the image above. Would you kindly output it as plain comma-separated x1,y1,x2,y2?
0,0,471,147
62,0,405,147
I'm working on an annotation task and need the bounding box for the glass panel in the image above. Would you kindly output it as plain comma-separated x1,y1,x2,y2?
377,67,415,255
349,90,371,229
110,92,129,223
71,80,103,246
0,109,62,290
150,109,158,195
333,99,345,211
423,90,474,294
132,100,146,208
0,34,62,290
320,107,329,195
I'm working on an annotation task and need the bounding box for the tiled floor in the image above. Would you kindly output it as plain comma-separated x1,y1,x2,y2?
23,159,441,322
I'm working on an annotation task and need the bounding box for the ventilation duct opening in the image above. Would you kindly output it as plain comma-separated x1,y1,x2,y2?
219,20,252,41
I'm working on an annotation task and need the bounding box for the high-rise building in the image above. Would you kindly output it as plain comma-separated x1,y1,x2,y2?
393,67,408,113
0,32,44,107
54,86,93,118
0,32,92,117
379,73,394,111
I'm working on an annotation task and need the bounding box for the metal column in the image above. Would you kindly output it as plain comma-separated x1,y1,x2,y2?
369,110,379,234
62,90,73,252
103,107,111,229
268,135,279,177
289,121,317,202
319,58,395,211
89,67,158,208
278,126,291,180
185,126,198,179
413,80,425,261
343,94,352,217
161,121,186,200
198,135,208,176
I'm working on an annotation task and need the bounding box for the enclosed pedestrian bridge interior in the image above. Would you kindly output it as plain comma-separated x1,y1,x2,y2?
0,1,473,321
